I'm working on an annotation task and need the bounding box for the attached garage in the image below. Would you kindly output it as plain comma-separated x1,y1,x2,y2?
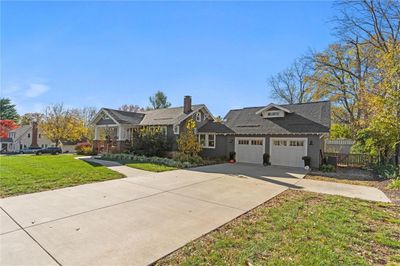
270,137,307,167
235,137,265,164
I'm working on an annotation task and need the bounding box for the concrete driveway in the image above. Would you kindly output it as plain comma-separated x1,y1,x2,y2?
0,163,389,265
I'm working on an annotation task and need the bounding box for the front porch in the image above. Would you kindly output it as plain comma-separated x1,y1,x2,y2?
93,125,138,154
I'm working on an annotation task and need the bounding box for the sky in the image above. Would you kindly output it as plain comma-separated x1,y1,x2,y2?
1,1,337,117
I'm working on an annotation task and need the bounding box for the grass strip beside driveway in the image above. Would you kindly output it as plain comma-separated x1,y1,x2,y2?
156,190,400,266
0,155,124,197
125,162,177,172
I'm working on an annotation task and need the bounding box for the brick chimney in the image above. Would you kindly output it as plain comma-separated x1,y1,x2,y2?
31,121,39,148
183,96,192,114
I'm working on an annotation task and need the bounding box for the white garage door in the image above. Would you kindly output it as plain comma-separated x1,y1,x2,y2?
235,137,265,164
270,137,307,167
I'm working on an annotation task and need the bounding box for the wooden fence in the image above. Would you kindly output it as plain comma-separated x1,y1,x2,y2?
324,152,378,167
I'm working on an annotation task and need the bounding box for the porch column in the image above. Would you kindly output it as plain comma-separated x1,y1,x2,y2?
117,126,123,140
94,126,100,140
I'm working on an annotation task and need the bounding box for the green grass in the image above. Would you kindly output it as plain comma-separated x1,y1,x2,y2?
388,179,400,190
156,190,400,266
126,162,177,172
0,155,124,197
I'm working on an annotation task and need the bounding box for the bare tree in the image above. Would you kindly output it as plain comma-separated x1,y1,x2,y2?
334,0,400,53
118,104,144,112
268,57,314,104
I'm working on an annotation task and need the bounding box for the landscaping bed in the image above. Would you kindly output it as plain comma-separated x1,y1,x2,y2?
99,153,224,171
155,190,400,265
0,155,124,197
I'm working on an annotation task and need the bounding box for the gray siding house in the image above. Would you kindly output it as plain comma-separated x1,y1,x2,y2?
92,97,330,168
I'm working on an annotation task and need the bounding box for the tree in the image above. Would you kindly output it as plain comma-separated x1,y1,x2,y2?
330,123,353,140
268,57,314,104
177,118,202,157
131,126,167,156
119,104,144,112
0,98,19,121
40,104,87,147
20,113,44,125
71,107,98,142
148,91,171,110
0,120,19,138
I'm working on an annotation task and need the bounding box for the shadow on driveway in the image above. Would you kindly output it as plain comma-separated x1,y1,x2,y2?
186,163,307,189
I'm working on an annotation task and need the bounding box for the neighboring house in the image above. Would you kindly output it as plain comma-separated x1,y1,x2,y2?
7,124,55,152
0,138,13,152
92,96,330,168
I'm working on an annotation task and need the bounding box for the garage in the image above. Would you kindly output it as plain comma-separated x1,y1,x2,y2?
270,137,307,167
235,137,265,164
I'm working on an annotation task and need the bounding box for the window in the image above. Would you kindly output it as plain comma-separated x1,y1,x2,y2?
289,140,304,146
208,134,215,148
199,134,206,146
27,133,30,138
173,124,180,135
195,112,202,122
273,140,287,146
238,139,250,145
198,134,216,148
251,139,263,145
264,110,284,118
39,134,41,139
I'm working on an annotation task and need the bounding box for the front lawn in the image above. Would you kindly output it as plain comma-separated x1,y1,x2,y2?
156,190,400,265
0,155,124,197
126,162,177,172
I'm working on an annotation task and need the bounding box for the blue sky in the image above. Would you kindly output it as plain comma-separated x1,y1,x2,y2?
1,1,337,117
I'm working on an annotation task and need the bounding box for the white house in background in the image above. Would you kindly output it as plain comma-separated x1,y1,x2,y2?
7,125,55,152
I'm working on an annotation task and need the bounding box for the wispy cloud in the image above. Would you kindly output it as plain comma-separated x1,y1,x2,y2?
25,83,49,98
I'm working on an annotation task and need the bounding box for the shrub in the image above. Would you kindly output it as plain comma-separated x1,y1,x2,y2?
177,119,202,156
374,163,400,179
302,156,311,167
131,126,167,157
173,153,204,165
75,142,92,155
319,164,336,172
101,153,202,168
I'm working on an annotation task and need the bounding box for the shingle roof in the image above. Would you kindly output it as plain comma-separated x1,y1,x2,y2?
101,104,206,126
139,104,205,125
224,101,330,135
198,120,235,134
103,108,145,124
0,138,13,142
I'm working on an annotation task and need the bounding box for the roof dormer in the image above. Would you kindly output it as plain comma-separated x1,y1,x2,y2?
256,104,292,118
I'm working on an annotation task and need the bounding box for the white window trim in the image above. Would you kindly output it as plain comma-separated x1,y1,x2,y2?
173,124,180,135
198,133,216,149
195,112,202,122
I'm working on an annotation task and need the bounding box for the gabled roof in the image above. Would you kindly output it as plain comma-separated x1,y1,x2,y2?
198,120,235,134
94,104,211,126
139,104,206,125
224,101,330,135
102,108,145,124
255,103,292,114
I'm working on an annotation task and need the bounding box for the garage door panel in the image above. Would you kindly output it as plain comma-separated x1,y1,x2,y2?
270,138,307,167
235,137,265,164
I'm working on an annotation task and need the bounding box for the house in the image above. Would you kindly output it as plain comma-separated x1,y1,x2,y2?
198,101,330,168
92,96,330,168
7,123,55,152
92,96,214,153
